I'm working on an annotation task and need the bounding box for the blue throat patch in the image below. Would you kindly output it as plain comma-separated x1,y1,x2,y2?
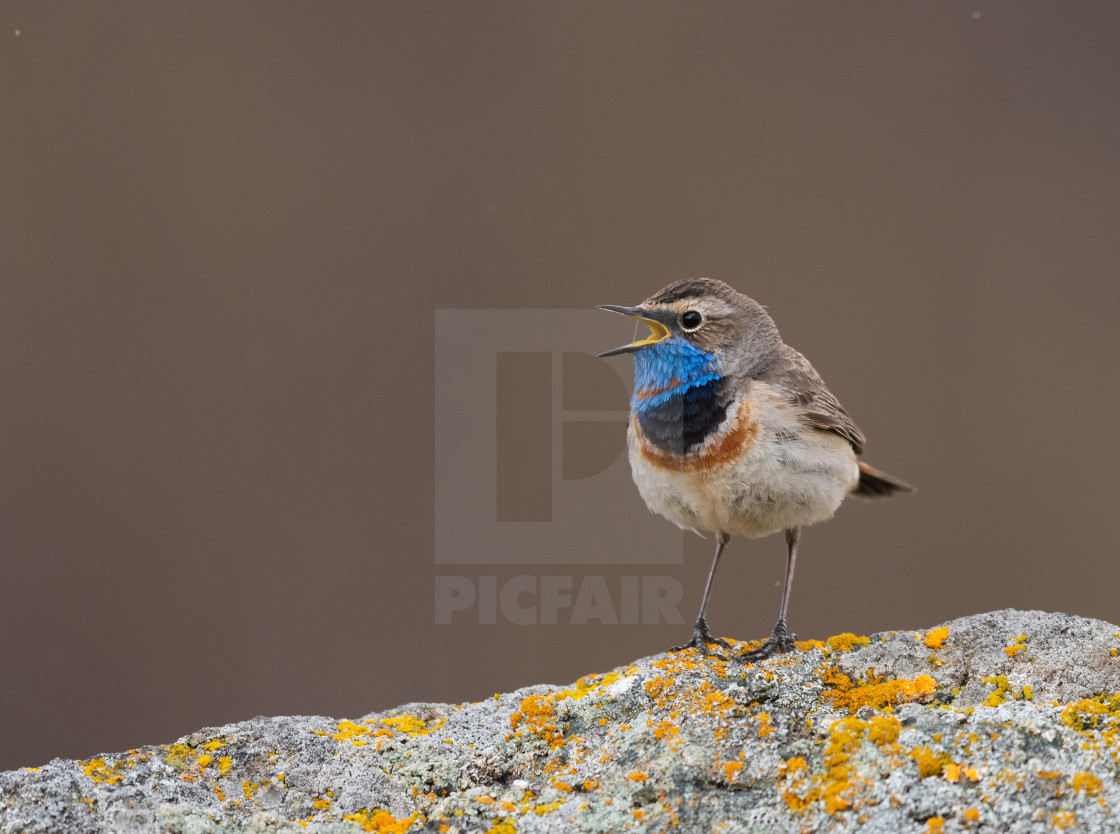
631,338,730,454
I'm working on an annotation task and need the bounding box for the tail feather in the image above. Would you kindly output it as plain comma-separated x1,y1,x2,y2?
853,461,914,498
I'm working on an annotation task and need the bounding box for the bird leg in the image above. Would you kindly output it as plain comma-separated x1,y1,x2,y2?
670,532,732,656
739,527,800,663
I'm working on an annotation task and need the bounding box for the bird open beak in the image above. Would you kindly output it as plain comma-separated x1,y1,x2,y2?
596,305,673,357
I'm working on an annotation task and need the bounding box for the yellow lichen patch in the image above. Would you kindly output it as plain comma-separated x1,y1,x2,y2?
201,739,224,752
160,743,200,771
332,720,387,746
79,757,125,784
964,808,980,822
386,715,425,734
504,668,641,753
1004,634,1027,658
651,719,679,742
560,669,628,700
1060,695,1120,732
313,797,332,810
1071,771,1102,796
755,712,774,738
981,675,1030,704
218,756,232,776
777,717,882,816
826,633,871,653
867,715,901,747
793,633,871,653
943,763,961,783
484,821,516,834
794,639,828,652
1051,810,1076,830
926,817,944,833
627,772,647,782
983,676,1011,706
196,755,212,769
780,756,807,775
341,809,416,832
723,761,743,781
820,668,937,713
924,628,949,650
509,695,564,748
639,655,740,736
909,746,950,779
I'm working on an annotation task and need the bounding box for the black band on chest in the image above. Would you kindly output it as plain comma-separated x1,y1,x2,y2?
636,377,731,455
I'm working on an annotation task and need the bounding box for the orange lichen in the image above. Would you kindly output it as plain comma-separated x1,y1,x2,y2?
1060,695,1120,732
627,772,647,782
778,717,884,816
1051,810,1076,830
723,761,743,781
909,746,950,779
755,713,774,738
780,756,807,774
1071,771,1102,796
820,668,937,713
794,633,871,654
826,633,872,653
1004,634,1027,658
867,715,901,747
964,808,980,822
509,695,565,748
924,628,949,650
926,817,944,833
341,809,416,833
651,719,679,742
79,757,125,784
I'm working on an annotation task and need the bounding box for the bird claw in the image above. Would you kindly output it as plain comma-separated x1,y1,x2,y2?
738,620,796,663
670,618,732,657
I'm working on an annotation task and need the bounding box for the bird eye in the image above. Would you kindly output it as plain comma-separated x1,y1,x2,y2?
680,310,703,330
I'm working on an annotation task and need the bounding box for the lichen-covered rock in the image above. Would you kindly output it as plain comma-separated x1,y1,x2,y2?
3,610,1120,833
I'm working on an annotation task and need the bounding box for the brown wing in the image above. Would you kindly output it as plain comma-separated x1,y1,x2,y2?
757,347,867,455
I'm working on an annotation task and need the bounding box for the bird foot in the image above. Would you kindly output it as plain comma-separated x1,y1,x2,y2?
738,620,796,663
670,617,732,657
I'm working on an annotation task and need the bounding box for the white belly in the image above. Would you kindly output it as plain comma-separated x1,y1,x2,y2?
627,388,859,539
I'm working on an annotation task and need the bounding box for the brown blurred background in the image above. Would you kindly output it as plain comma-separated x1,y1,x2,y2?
2,2,1119,771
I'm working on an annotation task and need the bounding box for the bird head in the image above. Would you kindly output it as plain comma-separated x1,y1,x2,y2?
598,278,782,384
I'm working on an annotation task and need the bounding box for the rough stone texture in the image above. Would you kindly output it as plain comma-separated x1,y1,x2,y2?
3,610,1120,834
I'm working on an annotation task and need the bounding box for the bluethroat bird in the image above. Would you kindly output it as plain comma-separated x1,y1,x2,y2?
598,278,913,662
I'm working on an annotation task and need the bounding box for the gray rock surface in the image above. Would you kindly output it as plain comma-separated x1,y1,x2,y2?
3,610,1120,833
